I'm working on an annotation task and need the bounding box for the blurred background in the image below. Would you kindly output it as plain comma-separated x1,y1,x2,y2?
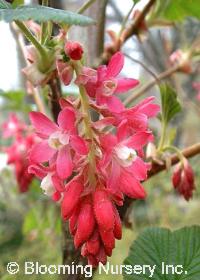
0,0,200,279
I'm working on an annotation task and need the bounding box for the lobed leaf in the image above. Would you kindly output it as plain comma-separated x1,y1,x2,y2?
123,226,200,280
0,4,95,26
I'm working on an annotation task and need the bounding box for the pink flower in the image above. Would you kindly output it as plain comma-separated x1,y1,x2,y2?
56,60,74,86
2,114,26,138
172,158,195,201
169,49,191,73
76,52,139,113
28,163,65,201
99,130,152,199
6,135,35,193
29,108,88,179
65,41,84,60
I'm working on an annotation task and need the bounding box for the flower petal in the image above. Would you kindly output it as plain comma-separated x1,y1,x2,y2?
29,141,55,163
120,170,146,199
57,108,76,132
128,157,148,181
70,135,88,155
106,96,125,113
56,146,73,179
106,52,124,78
125,131,153,150
115,78,139,93
29,112,58,137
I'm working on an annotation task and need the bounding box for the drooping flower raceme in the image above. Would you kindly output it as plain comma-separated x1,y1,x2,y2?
28,45,159,266
2,114,36,192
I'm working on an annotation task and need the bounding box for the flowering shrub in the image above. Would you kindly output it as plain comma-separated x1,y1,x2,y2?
0,0,199,272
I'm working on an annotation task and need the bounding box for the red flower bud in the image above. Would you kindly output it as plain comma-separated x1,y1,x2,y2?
64,41,84,60
61,181,83,220
96,247,107,265
69,207,80,236
56,60,74,85
93,189,115,231
113,206,122,240
86,230,100,256
172,159,195,201
74,199,95,248
99,229,115,256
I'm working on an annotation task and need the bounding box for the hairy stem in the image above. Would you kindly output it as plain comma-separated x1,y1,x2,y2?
78,0,97,14
15,21,48,62
74,63,96,186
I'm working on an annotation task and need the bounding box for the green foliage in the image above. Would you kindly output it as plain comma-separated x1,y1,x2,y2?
159,83,182,125
153,0,200,21
12,0,24,8
0,4,95,26
0,0,11,9
123,226,200,279
0,90,32,112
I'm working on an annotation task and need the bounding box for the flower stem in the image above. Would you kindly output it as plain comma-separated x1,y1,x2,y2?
158,121,167,151
73,63,96,186
77,0,97,14
15,21,47,58
163,145,185,164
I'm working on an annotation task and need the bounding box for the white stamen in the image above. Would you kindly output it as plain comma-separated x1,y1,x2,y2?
115,145,137,167
40,173,55,197
48,131,69,149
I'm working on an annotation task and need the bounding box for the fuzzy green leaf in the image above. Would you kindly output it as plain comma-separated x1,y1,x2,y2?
160,83,181,125
153,0,200,21
0,0,11,9
123,226,200,280
0,4,95,26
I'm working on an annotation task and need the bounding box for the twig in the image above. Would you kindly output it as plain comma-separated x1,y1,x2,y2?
124,53,159,81
103,0,156,61
119,2,135,37
124,64,179,106
149,142,200,177
122,0,156,41
77,0,97,14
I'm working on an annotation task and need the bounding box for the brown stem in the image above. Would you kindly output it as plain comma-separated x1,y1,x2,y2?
48,77,62,121
122,0,156,41
149,142,200,177
124,64,180,106
103,0,156,62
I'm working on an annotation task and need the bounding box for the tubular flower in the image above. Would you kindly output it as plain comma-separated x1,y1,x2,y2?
28,49,159,266
76,52,139,113
29,107,88,179
172,158,195,201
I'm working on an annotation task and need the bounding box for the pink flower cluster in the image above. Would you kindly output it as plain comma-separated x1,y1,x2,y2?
28,50,159,265
2,114,36,192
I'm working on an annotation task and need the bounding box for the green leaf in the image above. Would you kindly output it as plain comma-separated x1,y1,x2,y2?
0,0,11,9
123,226,200,280
153,0,200,21
0,5,95,25
12,0,24,8
160,83,181,125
